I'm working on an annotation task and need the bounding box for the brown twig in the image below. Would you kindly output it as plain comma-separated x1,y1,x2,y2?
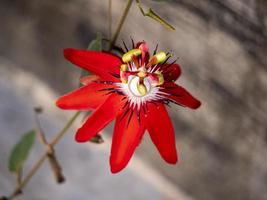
34,108,65,183
109,0,134,50
108,0,112,41
7,111,81,200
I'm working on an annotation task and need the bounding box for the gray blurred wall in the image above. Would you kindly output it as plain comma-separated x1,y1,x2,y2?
1,0,267,200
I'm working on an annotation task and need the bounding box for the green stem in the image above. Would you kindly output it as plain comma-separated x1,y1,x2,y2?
50,111,81,146
109,0,134,50
108,0,112,41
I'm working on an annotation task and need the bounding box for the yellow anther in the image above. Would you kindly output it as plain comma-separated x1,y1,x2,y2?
122,49,142,63
137,83,147,96
120,64,128,71
154,51,167,63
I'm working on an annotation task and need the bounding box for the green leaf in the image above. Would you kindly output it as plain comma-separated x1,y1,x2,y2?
87,32,102,51
8,130,36,173
79,33,103,87
136,0,175,31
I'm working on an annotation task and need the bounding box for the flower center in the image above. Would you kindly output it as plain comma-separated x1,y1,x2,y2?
116,44,168,109
119,48,166,96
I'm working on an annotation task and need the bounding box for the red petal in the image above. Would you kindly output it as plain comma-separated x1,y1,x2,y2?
64,49,121,81
110,110,145,173
56,82,114,110
75,94,125,142
162,82,201,109
145,103,178,164
162,63,181,82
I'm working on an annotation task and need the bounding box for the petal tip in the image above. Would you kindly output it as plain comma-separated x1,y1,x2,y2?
63,48,75,60
110,162,125,174
55,97,64,109
167,158,178,165
192,100,201,109
75,129,89,143
110,167,121,174
110,156,129,174
164,153,178,164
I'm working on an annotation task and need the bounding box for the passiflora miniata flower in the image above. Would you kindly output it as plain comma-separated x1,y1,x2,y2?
56,41,201,173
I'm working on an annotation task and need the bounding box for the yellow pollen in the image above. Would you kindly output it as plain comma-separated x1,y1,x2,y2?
154,51,167,63
122,49,142,63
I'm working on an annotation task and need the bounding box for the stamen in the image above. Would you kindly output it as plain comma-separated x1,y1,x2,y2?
154,52,167,63
122,49,142,63
146,56,157,68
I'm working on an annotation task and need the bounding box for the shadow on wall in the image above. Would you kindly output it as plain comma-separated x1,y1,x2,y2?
173,0,267,70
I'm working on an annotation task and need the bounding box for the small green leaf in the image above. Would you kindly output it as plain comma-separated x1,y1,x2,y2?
8,130,36,173
136,0,175,31
87,32,102,51
79,33,103,87
146,8,175,31
89,134,104,144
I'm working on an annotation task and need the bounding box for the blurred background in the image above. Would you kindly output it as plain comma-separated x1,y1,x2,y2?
1,0,267,199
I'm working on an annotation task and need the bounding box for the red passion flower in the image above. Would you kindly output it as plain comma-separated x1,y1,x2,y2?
56,41,201,173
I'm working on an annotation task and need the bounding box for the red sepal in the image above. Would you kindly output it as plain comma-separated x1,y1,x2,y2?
162,82,201,109
64,49,121,81
75,94,125,142
145,103,178,164
110,109,145,173
56,82,115,110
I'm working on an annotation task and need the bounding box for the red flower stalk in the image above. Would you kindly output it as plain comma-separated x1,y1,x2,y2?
56,41,201,173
